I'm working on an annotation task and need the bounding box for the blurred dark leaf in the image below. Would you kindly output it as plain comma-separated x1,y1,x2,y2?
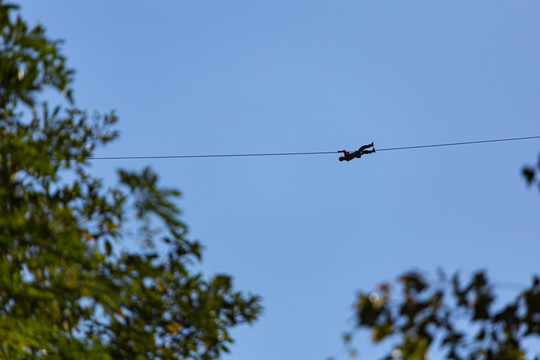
523,168,535,185
400,271,428,294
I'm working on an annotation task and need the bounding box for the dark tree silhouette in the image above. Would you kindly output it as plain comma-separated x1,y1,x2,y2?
340,271,539,360
335,159,540,360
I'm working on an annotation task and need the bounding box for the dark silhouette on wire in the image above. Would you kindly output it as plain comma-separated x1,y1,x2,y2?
88,135,540,161
338,142,375,162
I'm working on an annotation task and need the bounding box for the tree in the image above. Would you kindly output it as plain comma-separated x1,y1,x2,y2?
339,158,540,360
340,270,540,360
0,2,261,358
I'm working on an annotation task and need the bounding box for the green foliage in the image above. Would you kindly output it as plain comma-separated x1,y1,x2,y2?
0,1,261,358
345,271,540,360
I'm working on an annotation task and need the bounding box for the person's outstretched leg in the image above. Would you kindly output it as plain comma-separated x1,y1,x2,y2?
359,143,374,152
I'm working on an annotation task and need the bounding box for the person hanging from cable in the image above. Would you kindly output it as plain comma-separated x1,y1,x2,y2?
338,142,375,161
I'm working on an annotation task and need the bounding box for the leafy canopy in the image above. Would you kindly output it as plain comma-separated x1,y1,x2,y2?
0,2,261,358
341,271,540,360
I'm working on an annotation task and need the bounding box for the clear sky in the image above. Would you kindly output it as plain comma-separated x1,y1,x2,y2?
20,1,540,359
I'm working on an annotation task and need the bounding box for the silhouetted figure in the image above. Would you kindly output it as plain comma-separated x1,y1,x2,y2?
339,142,375,162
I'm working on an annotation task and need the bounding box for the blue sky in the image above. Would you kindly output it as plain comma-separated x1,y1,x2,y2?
21,1,540,359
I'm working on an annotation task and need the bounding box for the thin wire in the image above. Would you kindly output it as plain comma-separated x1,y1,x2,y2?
376,135,540,152
88,135,540,160
89,151,337,160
